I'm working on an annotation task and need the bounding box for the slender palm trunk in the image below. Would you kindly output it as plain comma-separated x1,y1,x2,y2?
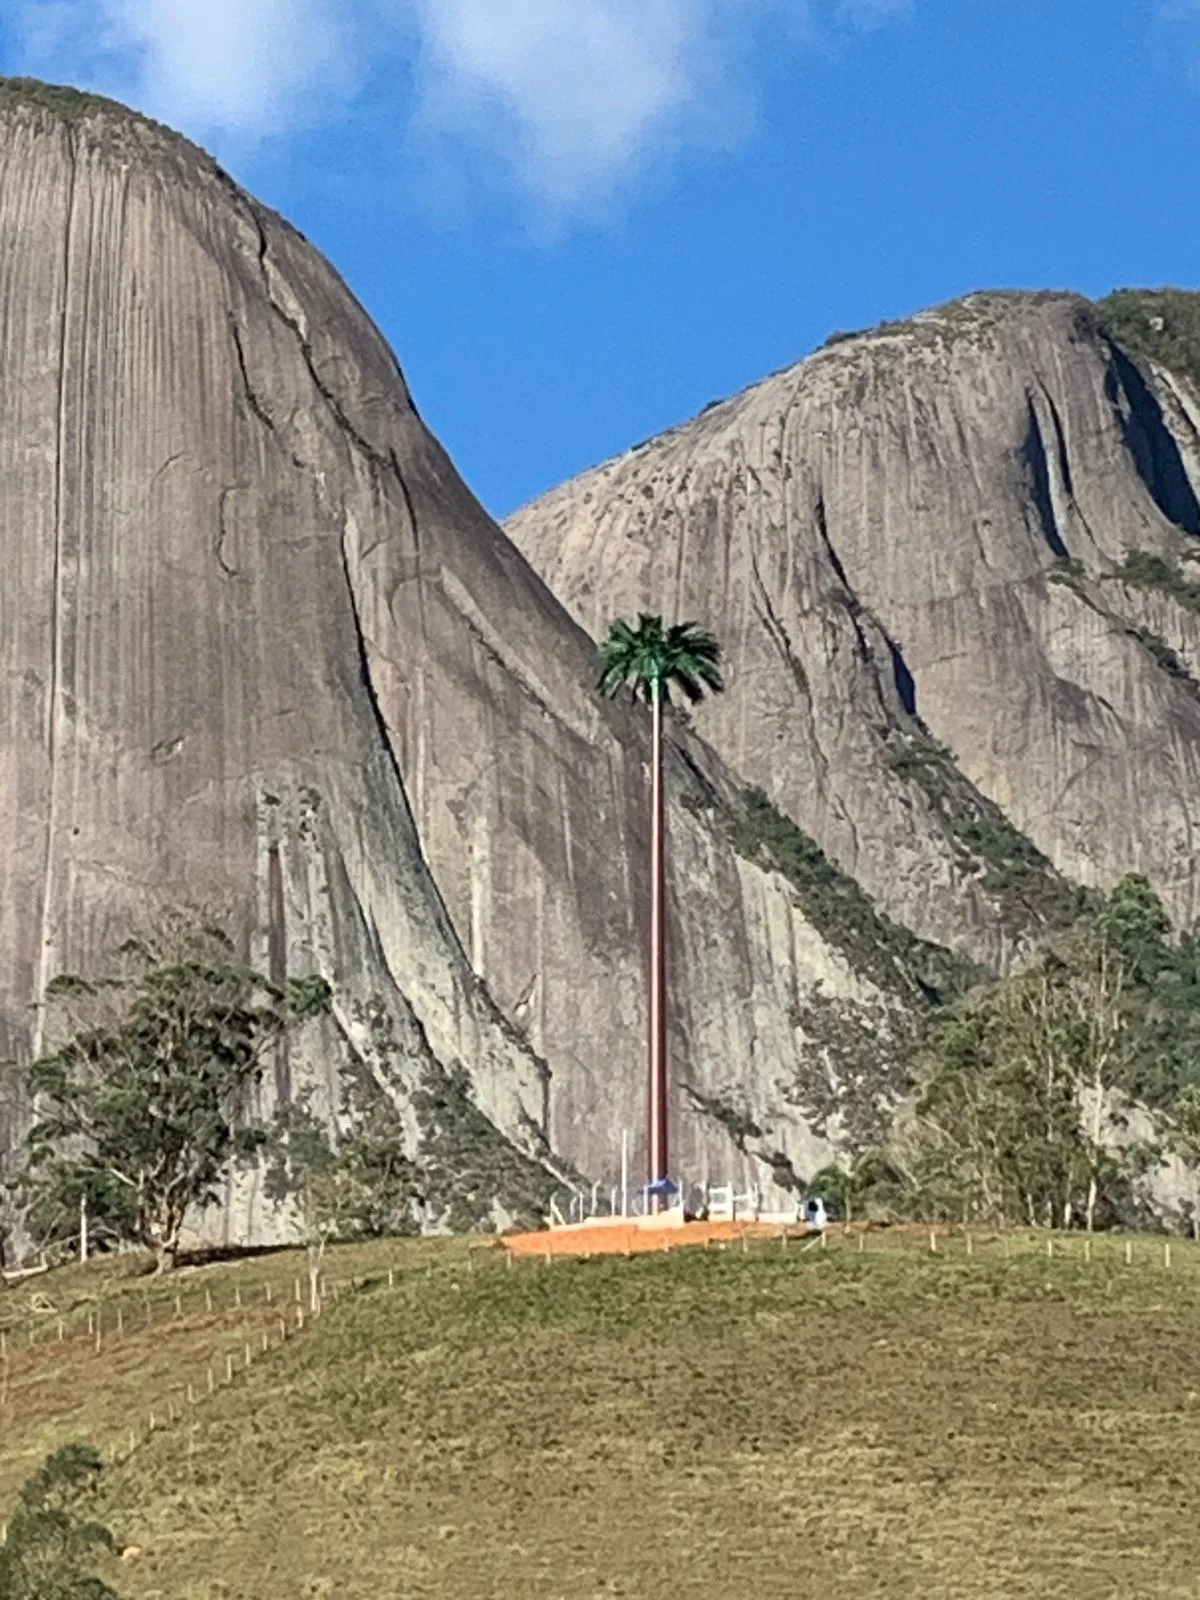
648,681,668,1207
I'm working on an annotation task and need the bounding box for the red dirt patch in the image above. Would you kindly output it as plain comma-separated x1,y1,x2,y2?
502,1218,815,1257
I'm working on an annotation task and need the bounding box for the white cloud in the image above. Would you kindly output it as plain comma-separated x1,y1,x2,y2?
7,0,914,209
403,0,762,208
12,0,358,140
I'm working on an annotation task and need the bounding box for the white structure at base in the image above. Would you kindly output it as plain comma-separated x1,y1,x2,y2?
555,1176,830,1229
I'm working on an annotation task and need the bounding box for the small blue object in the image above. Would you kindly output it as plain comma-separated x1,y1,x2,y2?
646,1177,678,1198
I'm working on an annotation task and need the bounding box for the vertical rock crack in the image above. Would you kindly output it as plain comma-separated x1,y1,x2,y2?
33,121,79,1049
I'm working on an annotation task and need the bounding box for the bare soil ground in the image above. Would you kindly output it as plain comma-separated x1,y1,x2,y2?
3,1229,1199,1598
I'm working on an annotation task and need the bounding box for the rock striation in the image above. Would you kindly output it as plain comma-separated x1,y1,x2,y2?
0,81,924,1227
507,291,1200,966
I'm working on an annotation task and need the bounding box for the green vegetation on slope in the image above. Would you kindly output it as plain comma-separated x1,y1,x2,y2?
7,1238,1200,1599
884,732,1090,935
0,78,191,142
1116,549,1200,613
0,79,125,124
1127,623,1196,686
720,786,984,1002
1096,288,1200,395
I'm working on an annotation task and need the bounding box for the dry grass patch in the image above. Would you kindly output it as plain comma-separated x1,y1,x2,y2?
3,1232,1199,1598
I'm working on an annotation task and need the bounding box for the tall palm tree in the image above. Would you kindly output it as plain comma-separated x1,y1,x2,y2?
598,615,724,1206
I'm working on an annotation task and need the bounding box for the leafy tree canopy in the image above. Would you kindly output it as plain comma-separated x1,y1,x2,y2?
0,1444,120,1600
19,913,330,1272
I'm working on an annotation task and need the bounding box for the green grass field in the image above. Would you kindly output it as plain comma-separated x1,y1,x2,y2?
3,1229,1200,1598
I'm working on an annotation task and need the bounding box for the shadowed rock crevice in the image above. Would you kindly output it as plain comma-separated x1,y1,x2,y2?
1024,397,1070,559
888,639,918,718
1038,382,1076,500
1106,344,1200,535
228,317,275,432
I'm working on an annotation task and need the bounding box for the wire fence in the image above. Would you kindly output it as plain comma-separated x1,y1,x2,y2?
1,1222,1193,1497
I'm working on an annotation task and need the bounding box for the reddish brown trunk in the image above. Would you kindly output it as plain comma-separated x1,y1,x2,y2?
648,686,669,1207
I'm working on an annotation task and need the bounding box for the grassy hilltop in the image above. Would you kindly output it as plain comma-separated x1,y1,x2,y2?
3,1231,1200,1598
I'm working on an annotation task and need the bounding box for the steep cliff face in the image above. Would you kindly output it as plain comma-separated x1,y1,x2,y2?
506,292,1200,963
0,80,932,1221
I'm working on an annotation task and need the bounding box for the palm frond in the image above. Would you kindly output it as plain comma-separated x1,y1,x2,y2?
597,613,724,706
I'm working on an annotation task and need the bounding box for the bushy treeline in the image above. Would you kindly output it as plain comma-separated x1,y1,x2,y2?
814,875,1200,1232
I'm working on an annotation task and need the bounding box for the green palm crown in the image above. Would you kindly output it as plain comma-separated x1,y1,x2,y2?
597,614,724,706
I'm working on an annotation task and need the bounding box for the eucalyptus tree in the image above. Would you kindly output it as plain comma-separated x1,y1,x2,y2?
21,918,330,1272
598,615,723,1201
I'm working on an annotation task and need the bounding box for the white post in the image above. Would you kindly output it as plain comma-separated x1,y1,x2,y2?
79,1193,89,1265
621,1129,629,1218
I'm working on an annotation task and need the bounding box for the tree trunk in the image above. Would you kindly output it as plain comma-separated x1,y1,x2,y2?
648,681,668,1208
1086,1067,1105,1235
308,1236,326,1313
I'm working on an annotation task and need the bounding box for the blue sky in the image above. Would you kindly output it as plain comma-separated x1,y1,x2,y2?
2,1,1199,517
